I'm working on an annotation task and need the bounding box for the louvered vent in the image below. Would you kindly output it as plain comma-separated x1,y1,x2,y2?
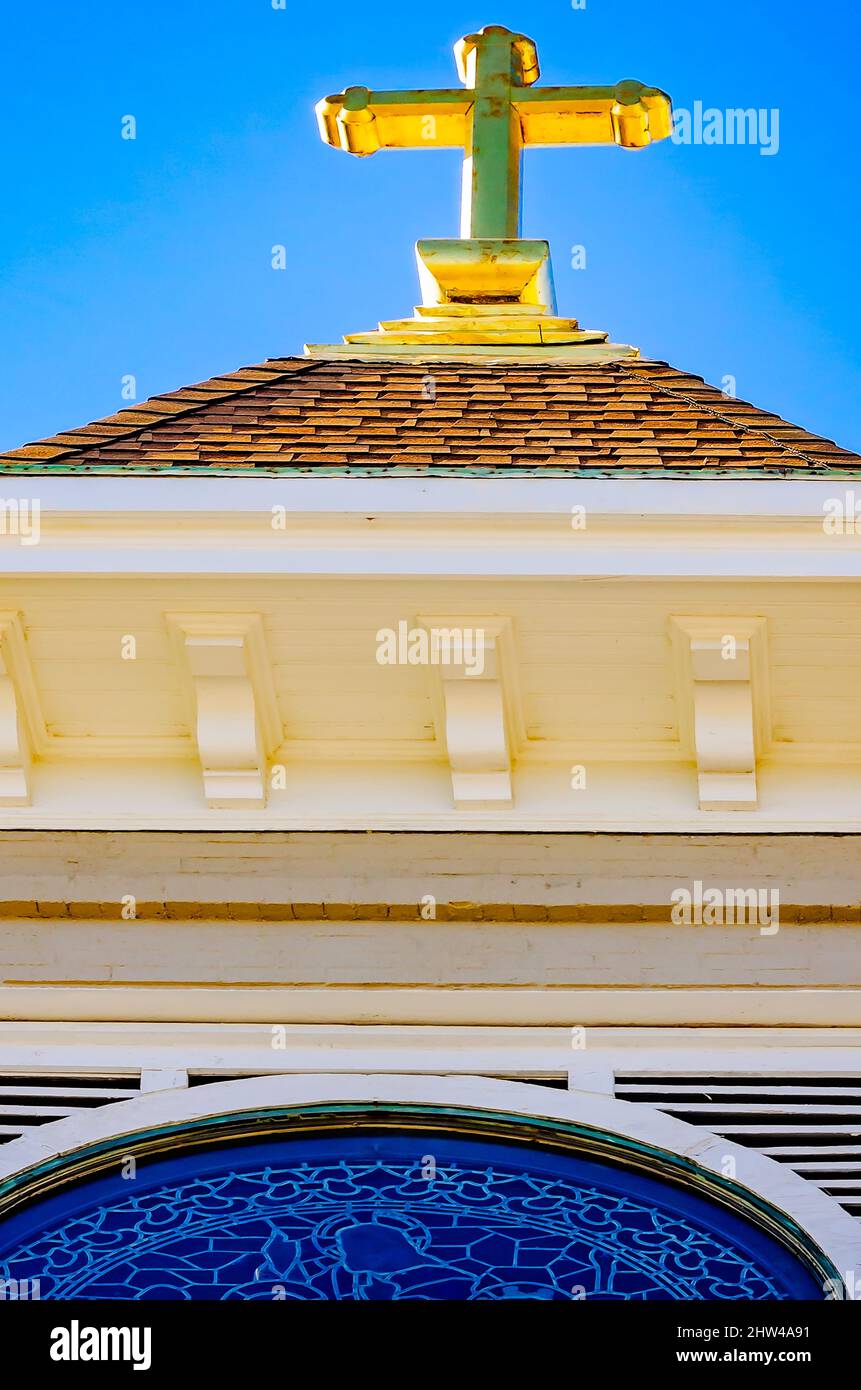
484,1075,569,1089
0,1073,141,1145
187,1073,259,1086
615,1074,861,1221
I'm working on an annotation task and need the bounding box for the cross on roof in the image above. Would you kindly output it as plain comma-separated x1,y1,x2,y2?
317,24,672,239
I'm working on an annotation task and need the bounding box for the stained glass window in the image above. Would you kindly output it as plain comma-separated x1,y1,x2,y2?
0,1131,823,1300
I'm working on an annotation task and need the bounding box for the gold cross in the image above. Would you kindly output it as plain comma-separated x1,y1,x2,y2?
317,24,671,240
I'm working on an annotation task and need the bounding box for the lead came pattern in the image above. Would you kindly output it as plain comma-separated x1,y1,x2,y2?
0,1147,788,1300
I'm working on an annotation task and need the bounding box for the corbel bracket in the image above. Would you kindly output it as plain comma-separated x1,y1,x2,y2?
0,613,46,806
167,614,282,809
417,615,523,810
670,617,769,811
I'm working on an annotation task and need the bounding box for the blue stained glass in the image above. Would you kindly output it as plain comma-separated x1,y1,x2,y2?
0,1132,823,1300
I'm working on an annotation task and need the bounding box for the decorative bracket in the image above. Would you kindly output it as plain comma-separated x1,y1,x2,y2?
0,613,46,807
418,616,523,810
670,617,769,811
167,615,282,809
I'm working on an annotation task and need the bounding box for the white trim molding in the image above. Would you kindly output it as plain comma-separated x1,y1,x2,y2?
4,476,861,580
1,984,859,1027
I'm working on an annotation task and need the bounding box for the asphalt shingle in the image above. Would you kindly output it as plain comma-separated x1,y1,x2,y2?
1,356,857,476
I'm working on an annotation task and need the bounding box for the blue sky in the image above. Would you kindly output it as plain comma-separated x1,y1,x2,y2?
1,0,859,452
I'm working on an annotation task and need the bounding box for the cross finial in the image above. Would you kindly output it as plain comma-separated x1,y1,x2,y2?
317,24,671,240
310,25,672,354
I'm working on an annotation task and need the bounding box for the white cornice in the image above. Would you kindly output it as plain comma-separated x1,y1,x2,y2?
1,501,860,577
3,476,861,515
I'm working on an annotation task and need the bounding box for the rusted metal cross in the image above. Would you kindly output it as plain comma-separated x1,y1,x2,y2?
317,25,671,239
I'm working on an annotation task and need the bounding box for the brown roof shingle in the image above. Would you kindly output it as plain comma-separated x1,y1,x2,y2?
1,355,858,476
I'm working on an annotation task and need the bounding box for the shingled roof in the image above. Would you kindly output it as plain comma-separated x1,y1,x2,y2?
2,355,858,477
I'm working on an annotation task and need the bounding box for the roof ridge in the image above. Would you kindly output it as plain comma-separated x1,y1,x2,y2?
0,356,321,466
619,361,838,471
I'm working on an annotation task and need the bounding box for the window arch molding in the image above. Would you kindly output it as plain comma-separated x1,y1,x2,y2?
0,1073,856,1298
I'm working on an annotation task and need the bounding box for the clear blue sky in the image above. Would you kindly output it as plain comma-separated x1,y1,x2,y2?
1,0,859,452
